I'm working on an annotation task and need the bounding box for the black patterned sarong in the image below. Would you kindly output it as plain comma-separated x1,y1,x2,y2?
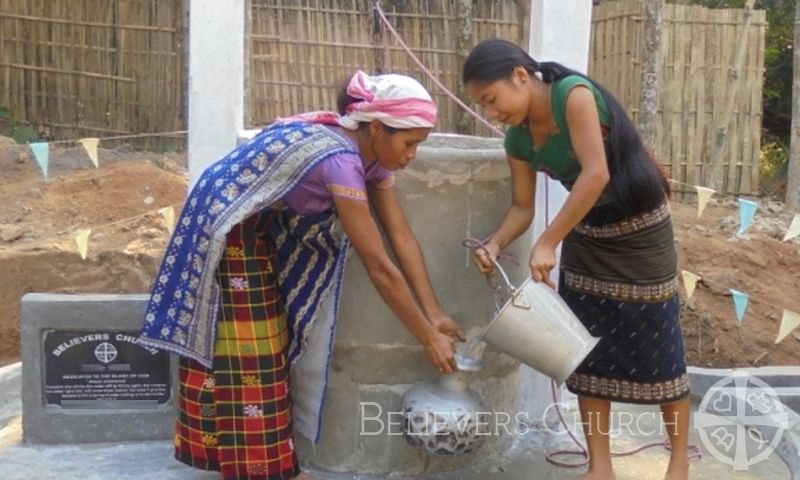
561,201,690,404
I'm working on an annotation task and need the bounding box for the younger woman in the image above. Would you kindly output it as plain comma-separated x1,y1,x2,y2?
463,39,690,480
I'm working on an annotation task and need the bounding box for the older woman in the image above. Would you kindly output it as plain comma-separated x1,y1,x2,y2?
140,71,464,480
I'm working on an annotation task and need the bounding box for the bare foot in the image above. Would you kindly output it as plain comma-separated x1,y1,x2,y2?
579,469,616,480
663,463,689,480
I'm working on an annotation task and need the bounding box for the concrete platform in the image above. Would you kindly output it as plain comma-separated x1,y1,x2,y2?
0,362,793,479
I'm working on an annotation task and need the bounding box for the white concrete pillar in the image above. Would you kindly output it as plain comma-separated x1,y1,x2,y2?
528,0,593,71
529,0,593,256
188,0,246,187
521,0,593,425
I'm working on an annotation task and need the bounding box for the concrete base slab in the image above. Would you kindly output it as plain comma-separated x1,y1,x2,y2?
0,363,21,435
1,361,794,479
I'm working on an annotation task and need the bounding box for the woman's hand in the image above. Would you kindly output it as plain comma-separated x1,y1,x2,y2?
429,313,467,342
422,331,458,374
530,240,557,289
473,241,501,276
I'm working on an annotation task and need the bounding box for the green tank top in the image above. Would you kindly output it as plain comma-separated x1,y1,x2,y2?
504,75,613,205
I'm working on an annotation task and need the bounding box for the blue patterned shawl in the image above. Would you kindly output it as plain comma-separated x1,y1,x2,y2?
139,121,357,368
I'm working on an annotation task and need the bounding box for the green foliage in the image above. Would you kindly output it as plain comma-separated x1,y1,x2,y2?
162,143,183,153
759,136,788,179
0,106,40,144
668,1,794,190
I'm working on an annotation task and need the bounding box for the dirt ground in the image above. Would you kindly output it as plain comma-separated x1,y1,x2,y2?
672,191,800,368
0,137,798,369
0,137,188,367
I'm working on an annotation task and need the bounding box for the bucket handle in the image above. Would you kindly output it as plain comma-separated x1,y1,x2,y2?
490,257,531,310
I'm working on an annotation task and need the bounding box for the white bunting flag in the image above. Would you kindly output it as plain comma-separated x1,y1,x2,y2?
681,270,701,299
784,214,800,242
74,228,91,260
775,310,800,344
158,206,175,235
79,138,100,168
695,186,715,219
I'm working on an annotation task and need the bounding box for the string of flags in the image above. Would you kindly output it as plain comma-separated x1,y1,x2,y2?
6,131,186,258
12,136,800,347
673,179,800,345
24,130,187,180
6,202,178,260
681,270,800,345
670,179,800,242
65,205,178,260
19,135,800,244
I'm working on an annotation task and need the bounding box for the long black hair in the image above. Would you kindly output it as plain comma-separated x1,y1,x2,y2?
463,38,669,217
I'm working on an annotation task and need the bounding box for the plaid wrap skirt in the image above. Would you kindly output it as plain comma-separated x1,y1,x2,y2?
174,212,300,480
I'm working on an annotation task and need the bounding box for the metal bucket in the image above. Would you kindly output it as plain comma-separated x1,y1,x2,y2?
481,261,600,385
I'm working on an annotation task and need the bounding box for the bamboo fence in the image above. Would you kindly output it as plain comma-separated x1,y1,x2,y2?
247,0,528,136
0,0,187,149
590,0,766,194
0,0,768,193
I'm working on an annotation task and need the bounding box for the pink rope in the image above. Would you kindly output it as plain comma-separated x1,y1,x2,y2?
462,237,520,310
461,237,520,266
372,1,505,137
544,379,703,467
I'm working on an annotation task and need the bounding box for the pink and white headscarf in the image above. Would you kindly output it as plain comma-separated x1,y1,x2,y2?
338,70,437,129
280,71,437,130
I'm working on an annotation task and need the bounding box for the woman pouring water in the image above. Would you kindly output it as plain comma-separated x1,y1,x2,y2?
462,39,691,480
